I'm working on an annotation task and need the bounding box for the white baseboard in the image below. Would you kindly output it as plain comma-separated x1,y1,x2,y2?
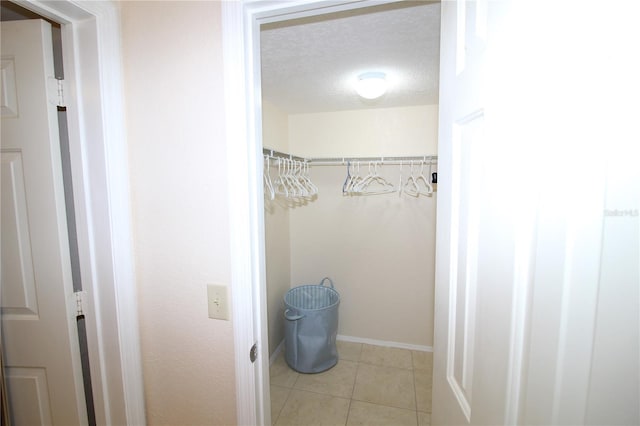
337,335,433,353
270,335,432,366
270,339,286,365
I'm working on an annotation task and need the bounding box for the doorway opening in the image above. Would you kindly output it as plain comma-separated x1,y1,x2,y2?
1,2,96,423
1,1,143,424
257,2,441,424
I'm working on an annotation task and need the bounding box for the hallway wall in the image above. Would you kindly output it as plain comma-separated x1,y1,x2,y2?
120,2,236,424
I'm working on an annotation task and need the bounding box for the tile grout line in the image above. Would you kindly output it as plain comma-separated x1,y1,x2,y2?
272,342,432,425
272,386,291,425
271,356,299,425
412,351,420,426
271,384,286,425
344,354,363,426
414,370,420,425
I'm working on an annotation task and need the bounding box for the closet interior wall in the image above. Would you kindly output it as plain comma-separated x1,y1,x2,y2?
263,101,439,356
263,101,292,355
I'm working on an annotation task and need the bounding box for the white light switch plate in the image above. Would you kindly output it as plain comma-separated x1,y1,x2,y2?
207,284,229,320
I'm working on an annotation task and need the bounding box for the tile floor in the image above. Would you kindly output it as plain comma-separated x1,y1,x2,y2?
270,341,432,426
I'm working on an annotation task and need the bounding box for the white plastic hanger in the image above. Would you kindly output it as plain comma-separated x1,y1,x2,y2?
403,161,421,197
263,156,275,200
299,161,318,196
353,162,395,195
273,158,289,197
415,159,434,196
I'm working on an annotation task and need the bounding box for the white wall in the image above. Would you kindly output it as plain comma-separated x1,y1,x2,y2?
262,101,291,355
120,2,236,424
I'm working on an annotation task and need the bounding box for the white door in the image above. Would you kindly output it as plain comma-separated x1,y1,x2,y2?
433,1,518,423
433,1,640,424
1,19,87,425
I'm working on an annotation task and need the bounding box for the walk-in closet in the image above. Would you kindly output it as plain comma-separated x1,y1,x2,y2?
260,2,440,425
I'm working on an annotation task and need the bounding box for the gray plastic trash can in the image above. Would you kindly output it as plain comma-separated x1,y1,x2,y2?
284,277,339,373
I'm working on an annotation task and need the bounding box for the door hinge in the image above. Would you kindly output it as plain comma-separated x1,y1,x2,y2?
74,290,87,317
47,77,66,107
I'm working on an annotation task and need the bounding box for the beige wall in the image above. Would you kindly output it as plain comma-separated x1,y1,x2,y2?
288,106,438,347
263,100,289,153
289,166,436,346
120,2,236,424
289,105,439,157
262,101,291,355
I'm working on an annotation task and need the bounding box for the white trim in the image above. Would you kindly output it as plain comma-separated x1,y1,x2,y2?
14,1,145,424
270,335,431,367
270,339,286,366
549,188,604,425
224,1,411,424
337,335,433,353
504,203,537,424
221,2,267,425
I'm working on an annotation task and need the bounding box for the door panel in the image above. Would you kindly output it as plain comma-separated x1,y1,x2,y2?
446,111,484,420
5,367,53,425
1,19,86,425
435,1,640,425
1,58,18,117
434,1,497,424
1,151,38,318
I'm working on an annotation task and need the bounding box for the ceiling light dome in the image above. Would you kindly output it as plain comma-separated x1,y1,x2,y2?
355,72,387,100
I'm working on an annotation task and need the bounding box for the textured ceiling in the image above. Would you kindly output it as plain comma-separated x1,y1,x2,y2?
260,1,441,114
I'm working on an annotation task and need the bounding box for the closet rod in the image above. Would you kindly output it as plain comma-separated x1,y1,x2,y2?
307,155,437,165
263,148,437,165
262,148,306,162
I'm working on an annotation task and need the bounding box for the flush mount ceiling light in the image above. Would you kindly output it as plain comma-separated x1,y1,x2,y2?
355,72,387,100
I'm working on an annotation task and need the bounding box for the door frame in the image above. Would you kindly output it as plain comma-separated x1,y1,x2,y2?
223,2,640,425
222,1,412,424
6,1,145,424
